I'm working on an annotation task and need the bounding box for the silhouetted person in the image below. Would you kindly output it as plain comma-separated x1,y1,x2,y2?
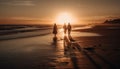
63,23,67,34
68,23,72,35
53,23,58,36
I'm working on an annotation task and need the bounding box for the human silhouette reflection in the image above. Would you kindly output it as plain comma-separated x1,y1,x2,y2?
63,34,80,69
63,35,71,56
52,35,57,46
63,35,68,55
63,35,67,50
68,34,75,42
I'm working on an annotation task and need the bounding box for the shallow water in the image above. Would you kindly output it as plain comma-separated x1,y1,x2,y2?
71,31,101,37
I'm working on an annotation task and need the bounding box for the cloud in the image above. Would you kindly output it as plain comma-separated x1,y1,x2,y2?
0,0,35,6
12,0,35,6
0,16,53,24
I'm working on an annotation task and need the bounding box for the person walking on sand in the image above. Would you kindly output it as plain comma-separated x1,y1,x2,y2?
68,22,72,35
63,23,67,34
53,23,58,36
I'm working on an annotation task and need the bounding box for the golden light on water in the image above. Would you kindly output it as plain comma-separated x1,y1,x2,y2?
55,12,77,25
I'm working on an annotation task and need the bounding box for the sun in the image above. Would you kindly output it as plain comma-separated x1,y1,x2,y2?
55,12,73,25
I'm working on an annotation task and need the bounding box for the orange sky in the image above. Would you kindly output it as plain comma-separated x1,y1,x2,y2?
0,0,120,25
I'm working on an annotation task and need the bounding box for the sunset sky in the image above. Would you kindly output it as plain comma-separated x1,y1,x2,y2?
0,0,120,25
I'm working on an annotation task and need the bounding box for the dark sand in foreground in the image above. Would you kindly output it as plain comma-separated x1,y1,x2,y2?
73,24,120,68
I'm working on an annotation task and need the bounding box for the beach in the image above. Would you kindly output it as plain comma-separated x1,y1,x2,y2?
0,24,120,69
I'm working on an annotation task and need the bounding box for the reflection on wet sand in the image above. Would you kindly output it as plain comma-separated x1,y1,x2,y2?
52,34,79,69
64,35,80,69
51,34,72,68
52,35,58,46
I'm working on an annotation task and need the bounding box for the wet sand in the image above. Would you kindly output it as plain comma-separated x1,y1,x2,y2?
0,24,120,69
73,24,120,68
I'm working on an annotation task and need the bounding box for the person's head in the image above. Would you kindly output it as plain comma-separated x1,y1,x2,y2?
64,23,66,25
54,23,56,25
68,22,70,25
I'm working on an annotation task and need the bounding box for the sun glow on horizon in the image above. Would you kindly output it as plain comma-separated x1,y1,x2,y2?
55,12,76,25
